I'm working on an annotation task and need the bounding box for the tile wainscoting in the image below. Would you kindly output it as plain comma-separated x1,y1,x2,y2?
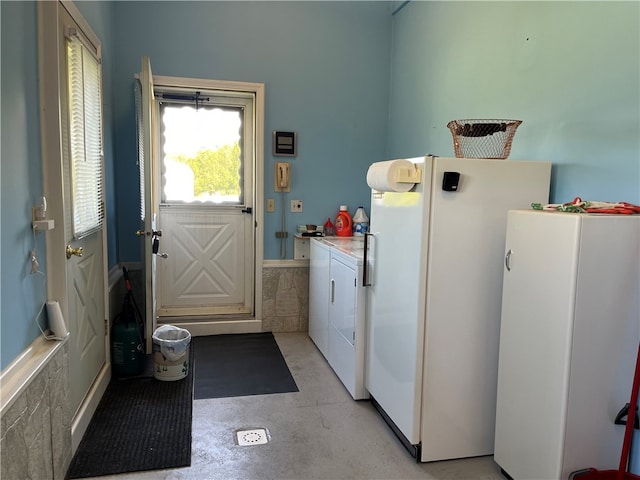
261,262,309,333
0,267,125,480
0,341,71,480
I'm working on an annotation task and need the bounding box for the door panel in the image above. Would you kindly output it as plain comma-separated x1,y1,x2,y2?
495,212,580,479
329,257,356,346
67,234,105,411
158,207,251,315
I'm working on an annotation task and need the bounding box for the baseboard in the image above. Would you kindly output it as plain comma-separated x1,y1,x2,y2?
163,318,263,337
71,362,110,453
263,259,309,268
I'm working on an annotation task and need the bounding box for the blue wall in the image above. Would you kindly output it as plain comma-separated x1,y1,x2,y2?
387,1,639,204
110,1,392,262
0,0,390,369
1,0,638,392
1,1,45,368
0,0,116,369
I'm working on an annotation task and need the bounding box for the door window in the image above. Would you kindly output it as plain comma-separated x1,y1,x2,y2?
66,31,104,238
157,94,249,205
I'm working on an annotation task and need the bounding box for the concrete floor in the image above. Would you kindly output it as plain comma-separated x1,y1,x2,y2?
98,332,505,480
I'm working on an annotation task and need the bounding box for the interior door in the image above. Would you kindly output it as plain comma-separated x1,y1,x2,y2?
54,3,107,417
138,56,159,353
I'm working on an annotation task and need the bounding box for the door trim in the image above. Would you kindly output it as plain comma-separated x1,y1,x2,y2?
152,75,265,334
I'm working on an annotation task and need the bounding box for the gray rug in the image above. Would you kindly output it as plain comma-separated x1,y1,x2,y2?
193,332,298,400
66,353,193,478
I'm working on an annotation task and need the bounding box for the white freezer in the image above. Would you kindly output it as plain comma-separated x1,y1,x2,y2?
494,210,640,479
365,155,552,462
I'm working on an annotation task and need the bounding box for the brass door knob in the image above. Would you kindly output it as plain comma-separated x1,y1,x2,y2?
66,245,84,259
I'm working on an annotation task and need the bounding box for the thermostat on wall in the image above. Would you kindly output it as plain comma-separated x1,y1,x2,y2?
273,131,297,157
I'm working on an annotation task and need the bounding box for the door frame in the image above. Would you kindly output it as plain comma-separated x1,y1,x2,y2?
38,0,110,453
150,74,265,336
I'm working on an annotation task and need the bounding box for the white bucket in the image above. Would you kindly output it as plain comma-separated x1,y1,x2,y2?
152,325,191,381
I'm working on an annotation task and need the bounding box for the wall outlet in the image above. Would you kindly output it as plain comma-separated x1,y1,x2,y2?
290,200,303,213
266,199,275,212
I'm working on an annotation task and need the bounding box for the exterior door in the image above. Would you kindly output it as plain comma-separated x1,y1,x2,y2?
153,82,256,319
39,0,109,445
137,56,159,353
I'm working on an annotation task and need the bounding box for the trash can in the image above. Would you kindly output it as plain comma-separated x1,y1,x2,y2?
152,325,191,381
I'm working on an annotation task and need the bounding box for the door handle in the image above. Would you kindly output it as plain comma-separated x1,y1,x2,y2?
136,229,162,237
241,207,252,214
330,279,335,303
505,249,513,271
66,245,84,259
363,232,373,286
158,253,168,259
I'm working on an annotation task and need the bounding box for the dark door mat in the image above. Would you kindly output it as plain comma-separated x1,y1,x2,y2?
66,361,193,478
193,332,298,400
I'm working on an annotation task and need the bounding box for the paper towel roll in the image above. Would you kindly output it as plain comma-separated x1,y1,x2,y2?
366,159,417,193
46,300,69,339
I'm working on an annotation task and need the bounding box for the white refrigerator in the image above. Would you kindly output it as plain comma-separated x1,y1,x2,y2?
364,155,551,462
494,210,640,480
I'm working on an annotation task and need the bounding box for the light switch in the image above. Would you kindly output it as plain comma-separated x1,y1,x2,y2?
266,199,275,212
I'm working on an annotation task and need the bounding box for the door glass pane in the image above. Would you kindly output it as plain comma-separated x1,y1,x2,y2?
67,35,104,238
160,103,243,204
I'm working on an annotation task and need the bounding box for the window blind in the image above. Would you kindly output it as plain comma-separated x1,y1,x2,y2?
66,34,104,238
134,78,145,222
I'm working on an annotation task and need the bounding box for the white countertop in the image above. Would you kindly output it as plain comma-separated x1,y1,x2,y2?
313,236,365,260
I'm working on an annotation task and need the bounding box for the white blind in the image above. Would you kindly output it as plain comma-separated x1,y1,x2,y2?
67,35,104,238
134,78,145,221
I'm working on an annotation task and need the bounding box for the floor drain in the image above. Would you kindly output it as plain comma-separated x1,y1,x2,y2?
235,427,269,446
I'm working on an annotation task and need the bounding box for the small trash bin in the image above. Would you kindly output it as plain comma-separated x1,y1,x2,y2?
152,325,191,381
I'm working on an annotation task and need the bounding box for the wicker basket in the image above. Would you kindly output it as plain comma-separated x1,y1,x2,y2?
447,119,522,159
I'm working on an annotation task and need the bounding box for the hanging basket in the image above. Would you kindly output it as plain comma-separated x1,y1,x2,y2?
447,119,522,159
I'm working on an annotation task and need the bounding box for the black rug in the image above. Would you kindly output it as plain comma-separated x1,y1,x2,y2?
193,332,298,400
66,355,193,479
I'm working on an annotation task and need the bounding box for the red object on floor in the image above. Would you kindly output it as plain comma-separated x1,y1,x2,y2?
570,342,640,480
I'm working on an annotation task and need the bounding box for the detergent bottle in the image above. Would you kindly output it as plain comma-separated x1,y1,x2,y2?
323,217,335,236
352,206,369,236
335,205,353,237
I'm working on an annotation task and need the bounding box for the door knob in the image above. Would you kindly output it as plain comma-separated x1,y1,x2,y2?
66,245,84,259
136,230,147,237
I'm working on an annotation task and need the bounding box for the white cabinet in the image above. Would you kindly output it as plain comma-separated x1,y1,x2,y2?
309,238,367,400
309,240,330,358
494,210,640,480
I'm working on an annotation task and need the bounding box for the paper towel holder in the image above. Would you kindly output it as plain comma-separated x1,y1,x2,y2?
396,166,422,184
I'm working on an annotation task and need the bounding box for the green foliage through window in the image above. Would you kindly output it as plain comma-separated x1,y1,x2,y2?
173,143,241,198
